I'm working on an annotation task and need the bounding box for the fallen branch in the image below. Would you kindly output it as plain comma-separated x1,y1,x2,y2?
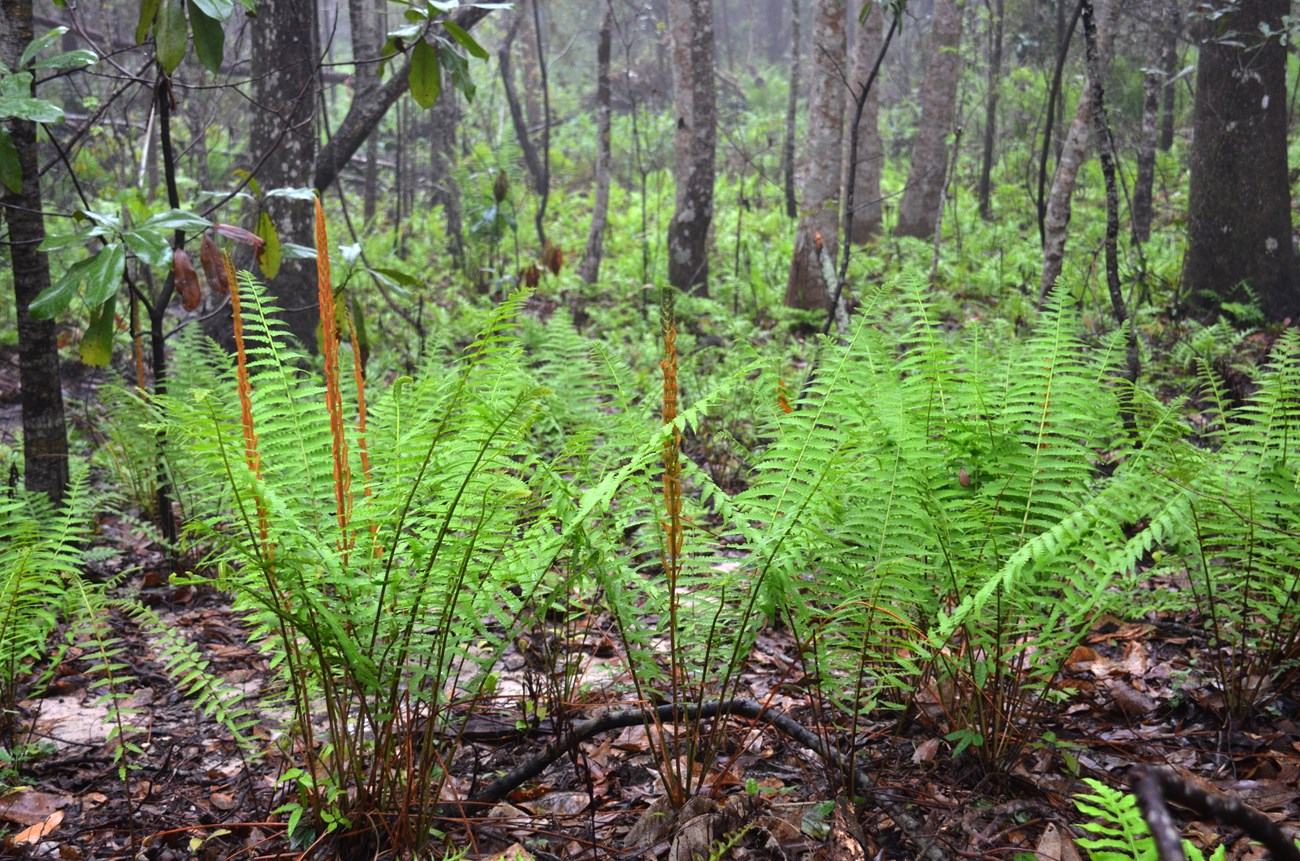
437,698,948,861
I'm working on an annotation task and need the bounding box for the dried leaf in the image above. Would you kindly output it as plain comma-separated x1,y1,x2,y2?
199,233,228,295
12,809,63,845
211,223,263,248
173,248,201,310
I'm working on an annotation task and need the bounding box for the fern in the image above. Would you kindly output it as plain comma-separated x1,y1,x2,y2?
1074,778,1225,861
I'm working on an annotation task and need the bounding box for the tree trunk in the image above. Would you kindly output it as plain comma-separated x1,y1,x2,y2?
1131,5,1161,245
1039,0,1117,301
248,0,319,349
666,0,717,294
579,8,614,284
785,0,846,310
894,0,964,239
782,0,801,219
518,0,544,132
0,0,69,503
976,0,1003,220
1157,0,1180,152
1185,0,1298,322
500,17,547,196
844,0,883,242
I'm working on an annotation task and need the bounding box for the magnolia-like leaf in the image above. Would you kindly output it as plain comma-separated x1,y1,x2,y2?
278,242,316,260
211,222,263,248
123,227,172,267
30,50,97,72
141,208,211,232
442,20,488,60
189,0,233,20
18,28,69,68
199,233,228,294
82,242,126,306
136,0,163,45
28,242,124,318
0,95,64,123
156,0,188,74
255,210,280,278
0,127,20,193
79,294,116,366
409,38,440,108
173,248,201,310
188,1,225,73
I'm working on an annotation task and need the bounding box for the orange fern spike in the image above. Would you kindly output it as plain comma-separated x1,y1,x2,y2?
224,250,269,549
315,196,352,550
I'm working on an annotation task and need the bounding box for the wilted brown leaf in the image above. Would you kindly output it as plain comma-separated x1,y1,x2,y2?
173,249,201,311
199,234,228,295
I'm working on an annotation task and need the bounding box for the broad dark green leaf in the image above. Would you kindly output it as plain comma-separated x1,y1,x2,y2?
18,28,68,69
29,253,98,319
156,0,188,74
37,230,91,253
136,0,163,45
187,2,225,73
141,208,211,232
82,242,127,307
442,21,488,60
123,227,172,267
370,266,422,288
409,39,440,108
189,0,233,20
0,96,64,123
79,295,116,367
0,127,20,193
30,50,97,72
255,211,280,279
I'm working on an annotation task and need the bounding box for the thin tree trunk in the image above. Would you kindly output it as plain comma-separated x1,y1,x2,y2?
895,0,964,239
785,0,845,310
1131,4,1161,245
845,0,884,242
782,0,801,219
666,0,717,294
1039,0,1117,302
429,90,465,267
976,0,1004,219
500,18,547,197
0,0,69,503
1158,0,1180,151
580,8,614,284
518,0,543,131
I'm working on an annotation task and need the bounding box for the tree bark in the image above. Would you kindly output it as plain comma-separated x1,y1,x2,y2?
500,17,547,196
976,0,1003,220
785,0,846,310
844,0,883,242
1131,4,1161,245
0,0,69,503
895,0,964,239
429,90,465,267
1185,0,1298,322
1158,0,1180,152
579,8,614,284
666,0,717,294
782,0,801,220
248,0,319,349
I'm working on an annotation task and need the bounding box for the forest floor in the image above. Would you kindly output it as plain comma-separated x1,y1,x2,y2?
0,513,1296,861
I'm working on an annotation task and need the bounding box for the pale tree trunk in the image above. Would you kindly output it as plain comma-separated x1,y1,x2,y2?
579,8,614,284
518,0,544,131
248,0,319,349
785,0,846,309
844,0,883,243
666,0,717,294
895,0,964,239
976,0,1003,219
0,0,69,503
1185,0,1297,321
782,0,801,219
1039,0,1117,302
1131,0,1161,245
